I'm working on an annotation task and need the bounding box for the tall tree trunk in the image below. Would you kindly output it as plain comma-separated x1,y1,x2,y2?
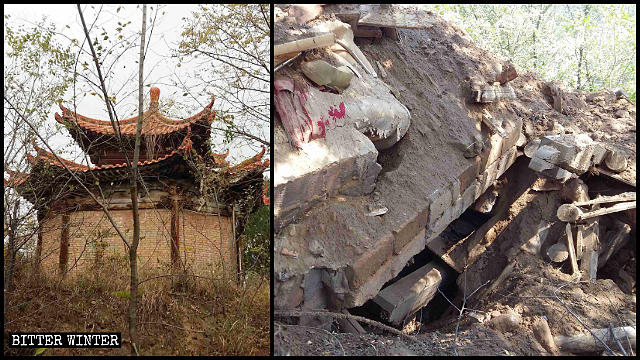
129,4,147,355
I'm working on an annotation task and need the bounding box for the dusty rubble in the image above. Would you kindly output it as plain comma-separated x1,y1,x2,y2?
274,4,636,356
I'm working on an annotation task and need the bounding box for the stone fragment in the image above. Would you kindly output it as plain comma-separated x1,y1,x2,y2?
488,309,521,333
547,242,569,262
560,178,589,203
528,157,576,182
308,238,325,257
535,134,597,174
604,148,628,173
301,60,353,91
495,63,518,84
615,109,630,118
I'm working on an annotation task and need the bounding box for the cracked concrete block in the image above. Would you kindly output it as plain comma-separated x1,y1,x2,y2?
497,147,518,179
528,156,577,182
274,126,380,230
502,118,523,154
431,205,454,236
536,134,597,174
374,261,444,325
346,229,426,308
449,178,461,205
486,133,504,166
454,180,480,219
346,232,394,290
392,204,430,255
428,186,452,227
479,159,500,194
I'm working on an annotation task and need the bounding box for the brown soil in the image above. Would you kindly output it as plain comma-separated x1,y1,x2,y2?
274,5,636,356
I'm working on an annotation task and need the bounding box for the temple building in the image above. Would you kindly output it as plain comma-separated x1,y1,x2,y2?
5,87,269,278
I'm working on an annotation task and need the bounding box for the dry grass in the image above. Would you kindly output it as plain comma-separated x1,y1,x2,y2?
4,255,270,356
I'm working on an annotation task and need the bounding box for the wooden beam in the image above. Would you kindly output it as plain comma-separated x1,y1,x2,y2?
598,221,631,269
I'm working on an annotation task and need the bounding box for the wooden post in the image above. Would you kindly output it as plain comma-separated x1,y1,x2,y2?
598,221,631,269
580,204,600,281
169,185,180,268
59,212,70,275
565,222,579,276
575,224,584,260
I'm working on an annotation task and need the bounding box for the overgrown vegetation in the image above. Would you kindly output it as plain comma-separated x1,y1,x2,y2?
242,180,270,276
430,4,636,102
4,253,269,356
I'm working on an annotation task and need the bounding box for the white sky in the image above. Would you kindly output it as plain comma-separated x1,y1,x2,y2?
4,4,268,168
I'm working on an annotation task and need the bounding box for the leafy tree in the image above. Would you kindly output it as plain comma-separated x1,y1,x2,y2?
177,4,270,149
3,17,74,326
430,4,636,102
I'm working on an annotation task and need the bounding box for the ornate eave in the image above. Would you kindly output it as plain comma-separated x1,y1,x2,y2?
55,87,215,165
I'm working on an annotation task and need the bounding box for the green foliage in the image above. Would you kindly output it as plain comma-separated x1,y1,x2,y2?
242,195,270,276
177,4,270,147
430,4,636,102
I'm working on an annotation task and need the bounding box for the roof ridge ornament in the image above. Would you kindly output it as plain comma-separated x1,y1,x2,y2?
150,87,160,112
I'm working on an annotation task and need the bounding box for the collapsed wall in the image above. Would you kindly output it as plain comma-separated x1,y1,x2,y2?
273,4,636,330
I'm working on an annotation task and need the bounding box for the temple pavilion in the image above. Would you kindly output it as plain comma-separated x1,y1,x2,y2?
5,87,269,277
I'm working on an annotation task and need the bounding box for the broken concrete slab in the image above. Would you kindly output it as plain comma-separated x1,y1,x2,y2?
535,134,598,174
528,156,577,182
274,126,381,230
346,229,427,308
357,4,438,29
374,261,444,325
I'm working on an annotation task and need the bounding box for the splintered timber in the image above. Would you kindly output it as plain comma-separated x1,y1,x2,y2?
9,333,121,348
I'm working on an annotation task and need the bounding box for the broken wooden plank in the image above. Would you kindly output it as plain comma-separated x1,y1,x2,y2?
374,262,443,325
358,5,438,29
565,222,580,276
598,221,631,269
579,209,599,281
573,192,635,207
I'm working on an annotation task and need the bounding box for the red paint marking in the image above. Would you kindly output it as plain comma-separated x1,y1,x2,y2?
328,102,346,120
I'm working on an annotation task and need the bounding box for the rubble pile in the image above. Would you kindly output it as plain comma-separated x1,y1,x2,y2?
274,4,635,356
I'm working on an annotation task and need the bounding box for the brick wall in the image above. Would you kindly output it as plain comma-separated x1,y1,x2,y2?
39,208,235,276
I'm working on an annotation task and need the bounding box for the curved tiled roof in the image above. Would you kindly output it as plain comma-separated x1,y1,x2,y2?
55,87,216,136
7,130,195,188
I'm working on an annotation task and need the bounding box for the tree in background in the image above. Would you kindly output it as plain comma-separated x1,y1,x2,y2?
177,4,270,150
431,4,636,102
3,18,74,326
242,180,270,277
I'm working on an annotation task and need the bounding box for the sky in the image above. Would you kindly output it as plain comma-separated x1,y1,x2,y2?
4,4,268,168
